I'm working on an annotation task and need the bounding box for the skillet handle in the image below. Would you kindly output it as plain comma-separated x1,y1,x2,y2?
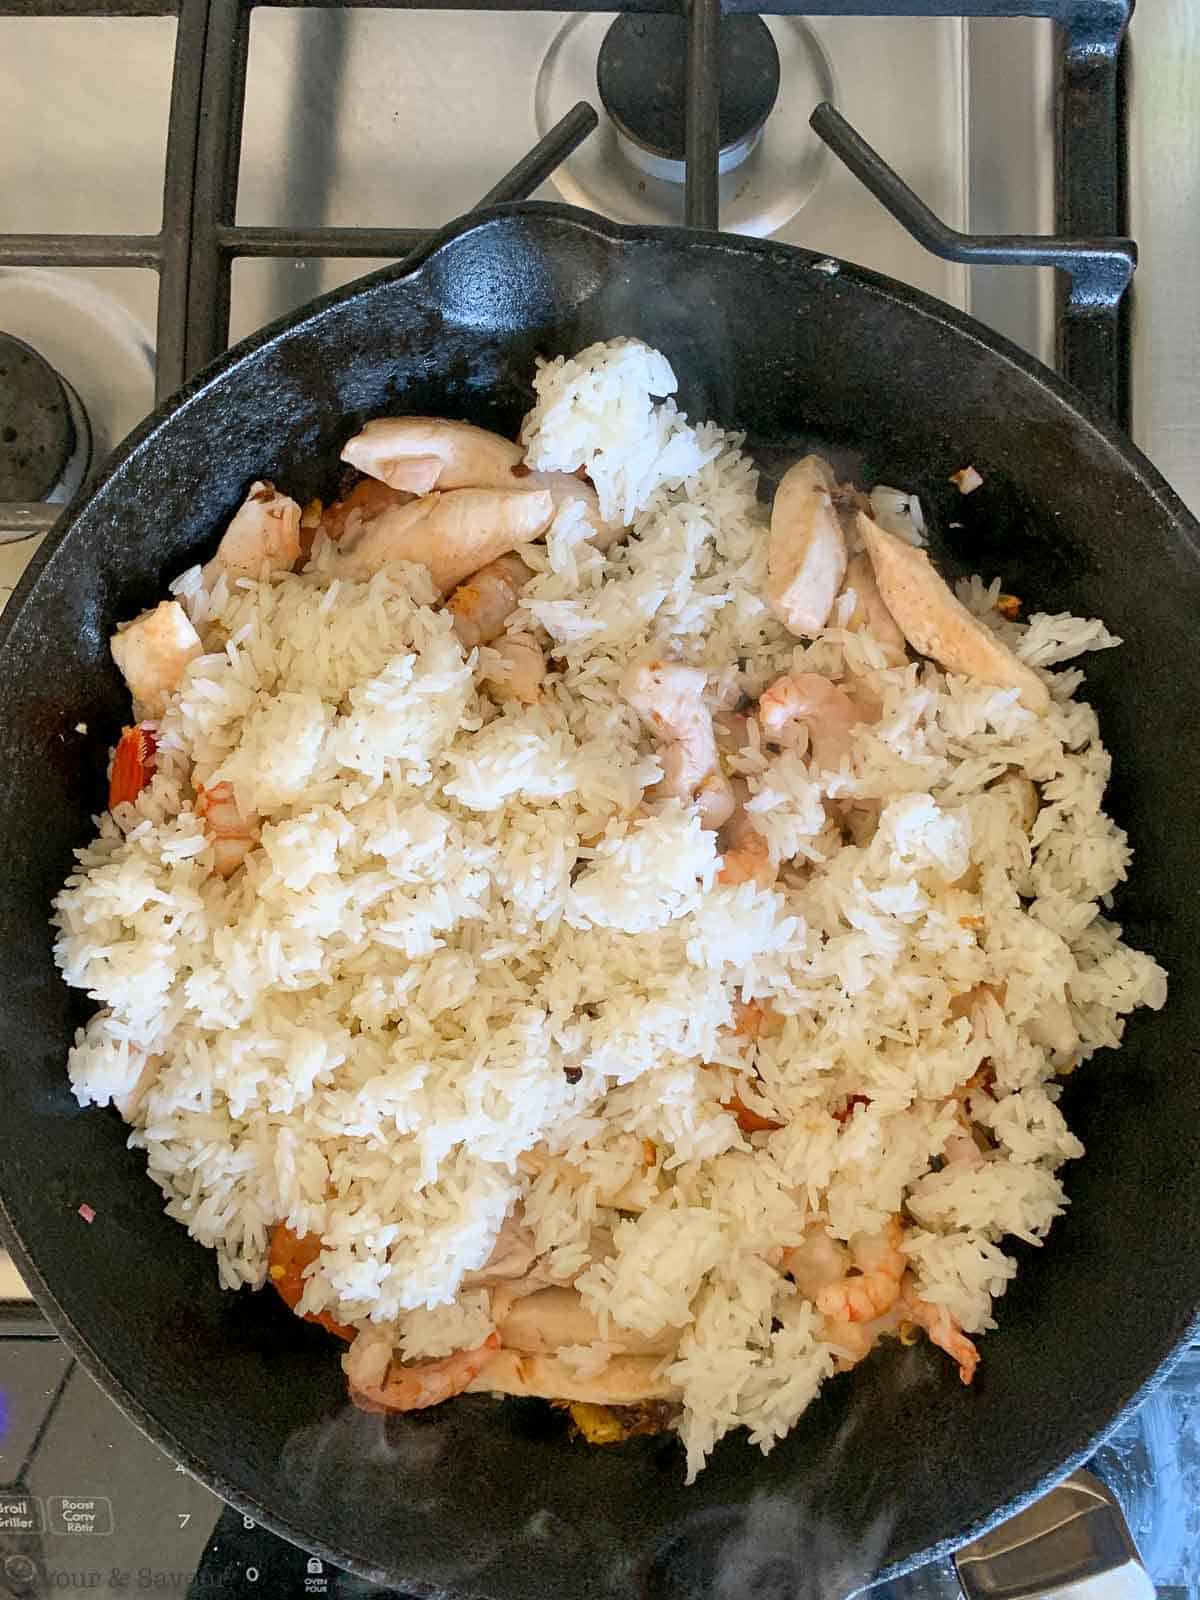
953,1471,1154,1600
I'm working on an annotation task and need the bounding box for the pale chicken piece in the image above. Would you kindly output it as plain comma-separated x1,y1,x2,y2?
461,1210,539,1288
758,670,873,770
448,553,533,651
857,513,1050,713
341,416,621,547
335,488,554,596
524,471,622,551
766,455,849,636
109,599,203,719
839,552,908,667
495,1287,680,1357
204,480,301,584
480,633,546,705
621,658,735,828
465,1349,680,1405
340,417,524,495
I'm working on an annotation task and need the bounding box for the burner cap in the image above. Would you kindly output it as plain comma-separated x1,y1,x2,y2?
597,15,781,181
0,331,90,503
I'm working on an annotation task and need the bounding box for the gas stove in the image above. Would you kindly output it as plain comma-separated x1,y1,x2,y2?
1,0,1198,1594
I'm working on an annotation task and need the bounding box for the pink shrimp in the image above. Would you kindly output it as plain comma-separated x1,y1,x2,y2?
758,671,871,770
348,1331,501,1413
717,778,775,889
781,1225,849,1299
815,1216,907,1324
621,659,735,827
196,781,259,878
446,552,532,651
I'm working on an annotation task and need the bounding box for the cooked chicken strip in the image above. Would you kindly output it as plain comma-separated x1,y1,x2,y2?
465,1349,680,1404
766,455,849,636
461,1210,539,1288
495,1288,679,1357
857,513,1049,712
839,552,908,666
204,480,301,585
341,417,525,496
341,416,620,548
335,488,554,596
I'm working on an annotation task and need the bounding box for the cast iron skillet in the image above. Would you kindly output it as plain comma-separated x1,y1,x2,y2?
1,204,1199,1599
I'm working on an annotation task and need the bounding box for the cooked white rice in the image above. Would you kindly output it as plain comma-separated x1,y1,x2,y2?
54,339,1166,1480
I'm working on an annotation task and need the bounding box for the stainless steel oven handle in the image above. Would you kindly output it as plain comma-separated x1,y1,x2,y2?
954,1471,1154,1600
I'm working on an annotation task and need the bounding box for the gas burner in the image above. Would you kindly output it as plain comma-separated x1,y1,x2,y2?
597,15,780,185
0,331,91,505
535,15,833,237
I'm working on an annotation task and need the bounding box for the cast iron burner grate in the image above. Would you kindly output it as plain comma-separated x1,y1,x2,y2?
0,0,1135,546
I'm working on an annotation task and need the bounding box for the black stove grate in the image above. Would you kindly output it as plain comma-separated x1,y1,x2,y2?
0,0,1134,541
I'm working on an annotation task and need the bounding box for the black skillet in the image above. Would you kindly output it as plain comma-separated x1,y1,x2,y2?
1,204,1199,1599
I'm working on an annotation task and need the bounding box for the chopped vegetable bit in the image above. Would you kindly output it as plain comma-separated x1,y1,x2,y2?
78,1203,96,1224
75,722,88,734
996,593,1022,620
722,1093,784,1135
560,1399,678,1445
834,1093,872,1125
949,465,984,495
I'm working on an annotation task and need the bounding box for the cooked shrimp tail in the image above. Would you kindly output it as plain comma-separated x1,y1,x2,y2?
758,671,870,770
716,778,774,887
903,1292,980,1385
109,725,157,810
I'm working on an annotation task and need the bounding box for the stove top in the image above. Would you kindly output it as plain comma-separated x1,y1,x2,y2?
2,0,1199,1592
